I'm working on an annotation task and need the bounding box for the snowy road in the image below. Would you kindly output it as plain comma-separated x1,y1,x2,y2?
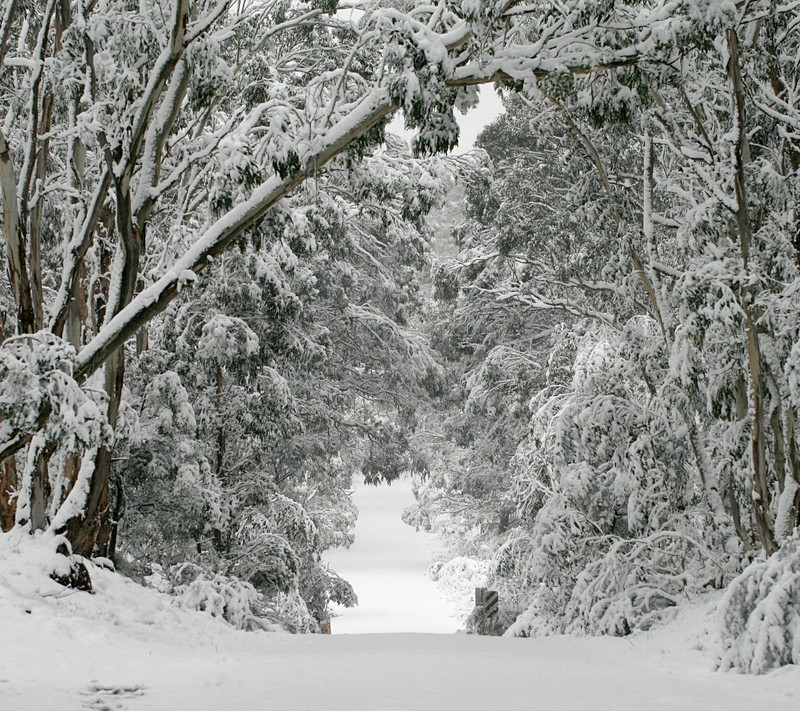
325,477,462,634
3,512,800,711
5,614,800,711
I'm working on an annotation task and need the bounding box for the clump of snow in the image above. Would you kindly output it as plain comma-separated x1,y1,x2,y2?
196,314,259,366
0,528,284,641
0,332,111,453
0,529,77,597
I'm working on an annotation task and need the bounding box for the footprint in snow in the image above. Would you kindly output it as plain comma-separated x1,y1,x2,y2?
81,683,145,710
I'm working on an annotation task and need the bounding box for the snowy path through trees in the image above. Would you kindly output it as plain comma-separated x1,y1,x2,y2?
3,539,799,711
325,477,461,634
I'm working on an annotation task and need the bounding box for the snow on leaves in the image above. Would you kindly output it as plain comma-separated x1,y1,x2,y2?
0,334,110,452
718,532,800,673
197,315,260,367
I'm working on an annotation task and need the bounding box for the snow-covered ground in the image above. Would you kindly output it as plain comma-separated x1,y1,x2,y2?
325,477,462,633
3,530,800,711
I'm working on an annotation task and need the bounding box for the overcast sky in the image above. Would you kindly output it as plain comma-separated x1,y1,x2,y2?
388,84,506,153
334,7,506,152
454,84,506,152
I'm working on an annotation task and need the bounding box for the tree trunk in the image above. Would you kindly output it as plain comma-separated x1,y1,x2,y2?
212,364,228,553
0,130,37,334
29,448,52,531
65,347,124,557
731,375,752,552
728,28,777,555
66,262,85,350
106,471,126,563
0,458,16,532
771,403,786,494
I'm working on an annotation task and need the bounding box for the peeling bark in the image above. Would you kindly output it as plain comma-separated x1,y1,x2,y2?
0,458,16,532
728,28,777,555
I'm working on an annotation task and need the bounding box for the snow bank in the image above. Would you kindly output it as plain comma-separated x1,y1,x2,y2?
3,529,800,710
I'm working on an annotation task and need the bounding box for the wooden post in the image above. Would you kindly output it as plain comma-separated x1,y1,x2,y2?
0,458,16,532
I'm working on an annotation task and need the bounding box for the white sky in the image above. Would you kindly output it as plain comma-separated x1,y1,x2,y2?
334,6,506,153
389,84,506,153
455,84,506,152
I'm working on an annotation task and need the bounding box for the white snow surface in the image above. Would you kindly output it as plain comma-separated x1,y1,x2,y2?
325,477,462,634
3,531,800,710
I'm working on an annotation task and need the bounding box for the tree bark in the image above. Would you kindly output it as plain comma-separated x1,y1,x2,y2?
728,28,777,555
29,447,53,531
0,458,16,532
65,347,124,557
0,129,37,334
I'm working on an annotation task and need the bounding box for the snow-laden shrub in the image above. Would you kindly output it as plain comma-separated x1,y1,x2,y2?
565,531,726,636
429,555,492,618
717,534,800,673
502,495,598,637
228,506,303,594
196,314,259,367
429,555,491,587
176,571,274,631
268,588,319,634
499,324,739,638
504,592,548,638
123,370,221,555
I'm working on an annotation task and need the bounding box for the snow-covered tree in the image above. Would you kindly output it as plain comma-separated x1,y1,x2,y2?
108,132,449,627
411,1,800,666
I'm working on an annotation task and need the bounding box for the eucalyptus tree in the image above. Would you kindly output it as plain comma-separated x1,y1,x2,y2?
113,138,447,627
0,0,635,558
